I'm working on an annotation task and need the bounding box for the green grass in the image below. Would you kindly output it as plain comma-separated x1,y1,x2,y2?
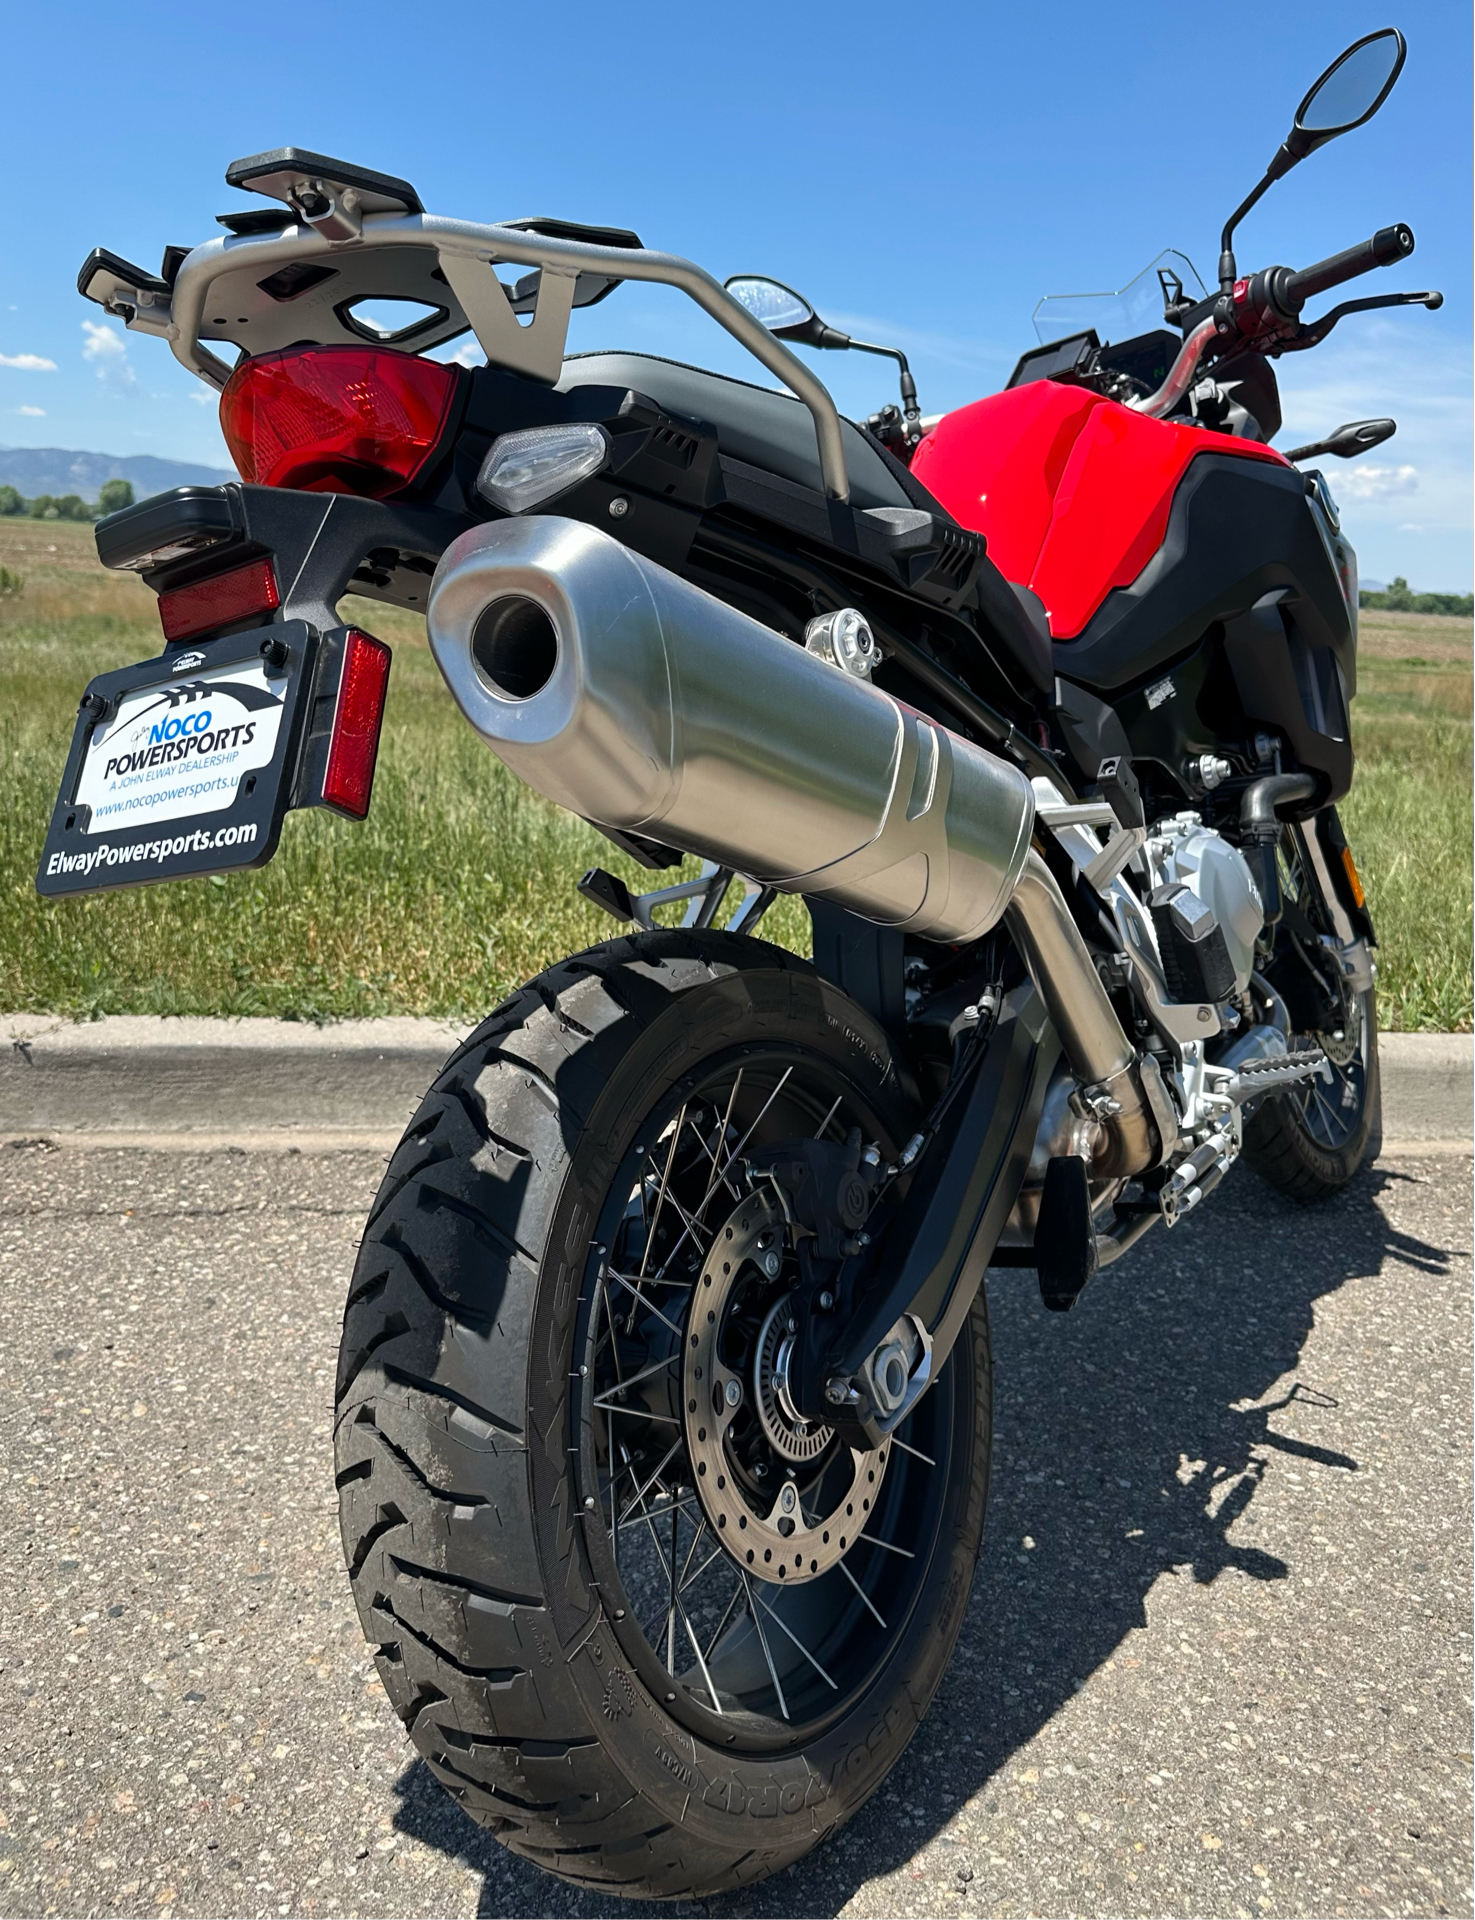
0,522,810,1020
0,523,1467,1028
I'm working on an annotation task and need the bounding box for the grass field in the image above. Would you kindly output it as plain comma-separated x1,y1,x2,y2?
1,517,1468,1029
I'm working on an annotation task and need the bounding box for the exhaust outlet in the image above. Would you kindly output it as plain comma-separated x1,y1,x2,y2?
428,517,1035,943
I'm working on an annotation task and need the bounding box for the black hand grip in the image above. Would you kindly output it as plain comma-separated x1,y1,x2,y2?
1281,225,1414,312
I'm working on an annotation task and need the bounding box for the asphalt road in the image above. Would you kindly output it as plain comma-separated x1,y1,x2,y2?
1,1142,1469,1920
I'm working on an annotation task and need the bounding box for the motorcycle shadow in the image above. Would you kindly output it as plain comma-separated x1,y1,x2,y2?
388,1158,1453,1917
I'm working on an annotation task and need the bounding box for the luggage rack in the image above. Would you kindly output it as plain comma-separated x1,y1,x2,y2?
78,146,853,504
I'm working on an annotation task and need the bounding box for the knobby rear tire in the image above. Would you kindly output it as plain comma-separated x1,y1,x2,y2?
333,929,991,1898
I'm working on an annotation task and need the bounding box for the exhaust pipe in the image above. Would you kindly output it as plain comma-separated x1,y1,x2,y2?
429,518,1162,1174
428,517,1035,943
1005,851,1165,1177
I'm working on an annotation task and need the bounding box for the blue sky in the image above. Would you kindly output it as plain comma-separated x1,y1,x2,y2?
2,0,1469,586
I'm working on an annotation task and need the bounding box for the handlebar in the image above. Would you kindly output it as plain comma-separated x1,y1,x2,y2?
1279,224,1414,312
1229,224,1415,338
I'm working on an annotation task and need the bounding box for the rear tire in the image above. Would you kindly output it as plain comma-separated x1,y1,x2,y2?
334,929,991,1898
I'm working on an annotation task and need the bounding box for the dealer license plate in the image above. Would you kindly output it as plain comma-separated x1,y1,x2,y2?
35,623,316,898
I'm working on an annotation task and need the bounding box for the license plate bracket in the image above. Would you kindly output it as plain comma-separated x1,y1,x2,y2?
36,622,317,898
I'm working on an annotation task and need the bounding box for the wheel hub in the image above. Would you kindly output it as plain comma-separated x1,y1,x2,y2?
753,1296,831,1464
684,1194,889,1584
1316,989,1362,1066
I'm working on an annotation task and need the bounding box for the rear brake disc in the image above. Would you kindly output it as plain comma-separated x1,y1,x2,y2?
683,1193,889,1585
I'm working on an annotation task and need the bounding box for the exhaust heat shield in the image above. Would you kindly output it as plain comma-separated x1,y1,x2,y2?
428,517,1034,942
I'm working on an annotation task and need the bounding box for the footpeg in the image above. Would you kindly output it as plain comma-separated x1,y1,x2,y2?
1210,1046,1328,1106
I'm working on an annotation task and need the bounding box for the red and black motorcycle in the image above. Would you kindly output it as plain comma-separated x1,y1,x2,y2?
39,27,1437,1898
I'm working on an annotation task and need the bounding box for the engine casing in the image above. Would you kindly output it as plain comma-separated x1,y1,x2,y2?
1145,814,1264,994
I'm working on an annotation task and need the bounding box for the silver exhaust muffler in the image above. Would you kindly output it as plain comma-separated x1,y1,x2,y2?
428,517,1162,1176
428,517,1035,943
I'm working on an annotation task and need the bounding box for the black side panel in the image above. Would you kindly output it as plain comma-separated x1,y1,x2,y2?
1223,598,1354,802
1054,456,1352,694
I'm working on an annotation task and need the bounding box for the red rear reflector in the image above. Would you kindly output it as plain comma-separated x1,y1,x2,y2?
158,556,280,642
219,346,459,497
322,629,392,819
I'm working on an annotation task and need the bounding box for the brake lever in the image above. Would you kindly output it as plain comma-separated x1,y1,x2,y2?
1271,288,1443,354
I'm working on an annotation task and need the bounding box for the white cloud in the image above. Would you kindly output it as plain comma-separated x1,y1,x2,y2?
1274,320,1471,586
82,318,139,393
81,319,126,361
0,349,57,371
442,337,486,368
1338,463,1419,500
16,404,44,417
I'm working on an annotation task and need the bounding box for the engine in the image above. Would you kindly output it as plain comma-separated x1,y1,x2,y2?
1141,812,1265,1001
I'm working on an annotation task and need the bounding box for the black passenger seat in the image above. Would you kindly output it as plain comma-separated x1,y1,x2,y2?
557,351,918,511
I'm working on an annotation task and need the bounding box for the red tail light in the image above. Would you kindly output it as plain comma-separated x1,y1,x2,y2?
322,629,392,818
157,556,280,643
219,346,459,498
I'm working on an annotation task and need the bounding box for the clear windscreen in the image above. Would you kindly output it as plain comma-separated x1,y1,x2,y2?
1032,249,1207,346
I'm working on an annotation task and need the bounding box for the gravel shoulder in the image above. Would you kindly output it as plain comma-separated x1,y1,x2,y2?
0,1142,1469,1919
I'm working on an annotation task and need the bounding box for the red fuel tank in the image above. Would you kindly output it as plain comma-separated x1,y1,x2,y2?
911,383,1289,641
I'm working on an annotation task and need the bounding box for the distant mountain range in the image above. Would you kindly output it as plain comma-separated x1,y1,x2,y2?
0,445,236,499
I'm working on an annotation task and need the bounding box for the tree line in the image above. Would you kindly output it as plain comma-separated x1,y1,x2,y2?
1359,577,1473,616
0,479,136,521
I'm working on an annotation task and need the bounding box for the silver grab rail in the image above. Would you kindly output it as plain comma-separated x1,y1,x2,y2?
165,211,853,502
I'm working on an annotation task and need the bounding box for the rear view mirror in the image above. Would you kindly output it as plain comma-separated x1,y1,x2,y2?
1292,29,1406,149
725,276,817,338
1219,28,1407,292
1284,418,1396,464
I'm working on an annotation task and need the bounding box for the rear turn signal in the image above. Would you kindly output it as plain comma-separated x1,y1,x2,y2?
158,557,280,643
219,346,459,498
322,629,392,819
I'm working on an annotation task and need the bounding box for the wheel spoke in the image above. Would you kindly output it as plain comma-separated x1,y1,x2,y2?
703,1577,745,1665
680,1538,729,1594
666,1504,678,1671
858,1528,915,1560
606,1268,686,1339
639,1104,687,1280
616,1436,683,1525
890,1434,935,1468
838,1555,887,1629
741,1570,790,1721
658,1067,795,1276
679,1598,725,1716
616,1488,703,1534
751,1586,838,1690
592,1350,682,1409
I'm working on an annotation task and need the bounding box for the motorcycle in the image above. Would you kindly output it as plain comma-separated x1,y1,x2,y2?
39,27,1440,1898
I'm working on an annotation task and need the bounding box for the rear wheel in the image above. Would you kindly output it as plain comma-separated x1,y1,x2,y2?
1242,822,1381,1200
334,930,991,1898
